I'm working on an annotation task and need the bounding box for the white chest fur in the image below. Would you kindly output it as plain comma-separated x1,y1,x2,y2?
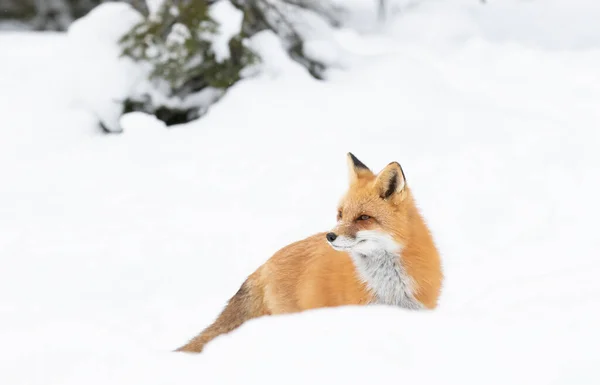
349,230,423,310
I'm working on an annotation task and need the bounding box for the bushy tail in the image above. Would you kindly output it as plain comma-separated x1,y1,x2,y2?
175,278,268,353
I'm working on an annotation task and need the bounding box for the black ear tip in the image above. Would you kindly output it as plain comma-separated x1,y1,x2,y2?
389,161,407,183
348,152,369,170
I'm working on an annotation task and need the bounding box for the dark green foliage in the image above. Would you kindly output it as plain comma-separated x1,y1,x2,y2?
123,98,200,126
0,0,148,31
231,0,332,80
114,0,350,128
119,0,258,96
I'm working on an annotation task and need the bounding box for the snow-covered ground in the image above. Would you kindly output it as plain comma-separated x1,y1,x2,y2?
1,0,600,384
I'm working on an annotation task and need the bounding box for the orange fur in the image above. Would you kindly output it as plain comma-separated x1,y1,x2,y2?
176,153,442,353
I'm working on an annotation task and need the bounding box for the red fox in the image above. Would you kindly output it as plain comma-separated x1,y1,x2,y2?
176,153,442,353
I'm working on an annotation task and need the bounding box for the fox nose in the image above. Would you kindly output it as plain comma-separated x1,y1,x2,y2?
326,232,337,242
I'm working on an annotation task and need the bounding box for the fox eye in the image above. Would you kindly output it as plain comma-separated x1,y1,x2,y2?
357,215,371,221
337,210,343,220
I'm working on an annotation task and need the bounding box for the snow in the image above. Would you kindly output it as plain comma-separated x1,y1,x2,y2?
67,2,145,133
208,0,244,61
1,0,600,384
146,0,167,18
166,23,192,46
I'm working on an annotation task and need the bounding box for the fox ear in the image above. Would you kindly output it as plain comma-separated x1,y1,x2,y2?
347,152,372,183
374,162,406,199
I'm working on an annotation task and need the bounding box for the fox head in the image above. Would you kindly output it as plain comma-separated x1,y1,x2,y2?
326,153,412,256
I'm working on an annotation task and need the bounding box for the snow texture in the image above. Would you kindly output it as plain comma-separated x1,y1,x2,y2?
67,2,146,133
208,0,244,61
1,0,600,384
146,0,167,18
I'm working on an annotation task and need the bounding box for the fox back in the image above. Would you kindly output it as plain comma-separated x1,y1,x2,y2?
176,153,443,353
